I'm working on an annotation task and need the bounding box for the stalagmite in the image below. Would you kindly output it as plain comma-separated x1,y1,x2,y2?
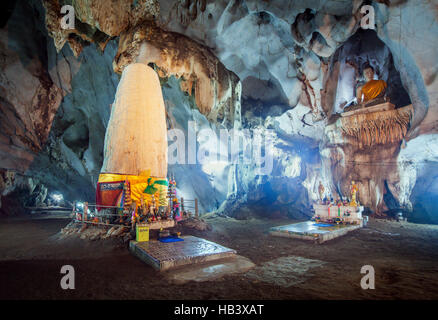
101,63,168,177
97,63,168,207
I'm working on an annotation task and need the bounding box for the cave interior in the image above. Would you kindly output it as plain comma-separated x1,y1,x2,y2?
0,0,438,301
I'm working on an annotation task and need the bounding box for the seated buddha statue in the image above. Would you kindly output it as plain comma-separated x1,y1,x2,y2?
356,64,387,107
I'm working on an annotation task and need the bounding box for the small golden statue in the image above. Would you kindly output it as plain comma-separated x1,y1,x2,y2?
349,181,358,207
318,181,325,204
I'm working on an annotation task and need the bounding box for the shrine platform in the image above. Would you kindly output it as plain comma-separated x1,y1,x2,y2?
269,221,362,244
313,204,364,223
129,236,236,271
341,101,395,117
144,219,175,230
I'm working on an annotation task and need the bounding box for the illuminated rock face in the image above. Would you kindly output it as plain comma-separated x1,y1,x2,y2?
100,63,167,178
1,0,436,221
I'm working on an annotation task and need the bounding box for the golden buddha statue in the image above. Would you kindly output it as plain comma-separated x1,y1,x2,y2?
349,181,358,207
356,64,387,105
318,181,325,204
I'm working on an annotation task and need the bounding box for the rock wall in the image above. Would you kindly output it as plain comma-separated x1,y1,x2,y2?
0,0,119,213
376,0,438,222
113,21,241,128
0,0,62,171
319,0,438,221
163,76,231,213
1,0,437,222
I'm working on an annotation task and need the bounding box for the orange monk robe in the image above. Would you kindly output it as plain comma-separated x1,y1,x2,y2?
361,80,387,102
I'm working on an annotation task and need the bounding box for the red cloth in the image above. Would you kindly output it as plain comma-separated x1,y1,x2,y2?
96,180,125,211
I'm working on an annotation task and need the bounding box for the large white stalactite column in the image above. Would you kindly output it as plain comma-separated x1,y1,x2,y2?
100,63,168,178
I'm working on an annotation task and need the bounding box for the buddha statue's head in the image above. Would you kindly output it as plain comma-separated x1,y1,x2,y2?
362,64,375,82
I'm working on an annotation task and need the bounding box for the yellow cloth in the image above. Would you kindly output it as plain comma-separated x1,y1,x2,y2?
361,80,387,102
98,173,168,207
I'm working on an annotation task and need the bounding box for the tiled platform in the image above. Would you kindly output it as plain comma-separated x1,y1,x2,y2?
269,221,362,244
129,236,236,271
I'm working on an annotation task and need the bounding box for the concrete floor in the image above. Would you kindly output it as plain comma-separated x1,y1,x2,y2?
1,215,438,299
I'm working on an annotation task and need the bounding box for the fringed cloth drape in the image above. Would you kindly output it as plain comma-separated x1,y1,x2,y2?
340,104,413,147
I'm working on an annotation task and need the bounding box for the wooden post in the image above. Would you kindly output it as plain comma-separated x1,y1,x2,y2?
195,198,198,218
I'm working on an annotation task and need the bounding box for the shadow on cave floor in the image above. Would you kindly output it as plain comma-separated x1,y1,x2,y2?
0,215,438,299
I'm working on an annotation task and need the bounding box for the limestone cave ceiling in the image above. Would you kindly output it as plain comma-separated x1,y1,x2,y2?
0,0,437,223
